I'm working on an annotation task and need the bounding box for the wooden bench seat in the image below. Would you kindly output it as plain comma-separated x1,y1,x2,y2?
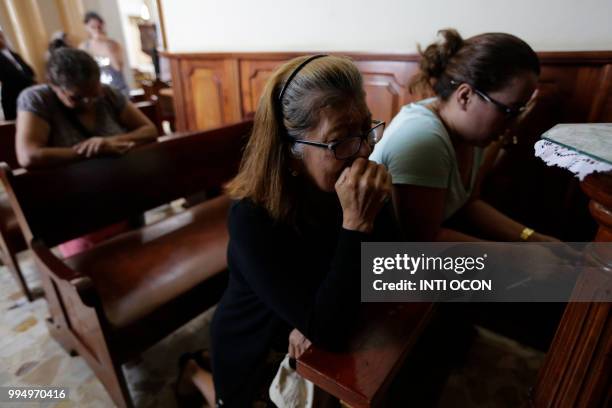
0,119,252,408
65,194,230,328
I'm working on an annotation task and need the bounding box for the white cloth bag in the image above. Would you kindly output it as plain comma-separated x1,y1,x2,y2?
269,354,315,408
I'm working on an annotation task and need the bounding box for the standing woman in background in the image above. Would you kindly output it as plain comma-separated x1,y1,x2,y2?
79,11,130,97
371,29,560,243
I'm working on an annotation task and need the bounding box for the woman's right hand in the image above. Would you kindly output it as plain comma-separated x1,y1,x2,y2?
288,329,312,359
73,137,134,158
335,158,392,233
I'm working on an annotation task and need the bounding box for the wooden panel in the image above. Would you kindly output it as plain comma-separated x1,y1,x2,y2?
169,57,188,131
190,67,224,129
532,174,612,408
354,60,420,124
163,50,612,128
239,57,422,124
589,64,612,122
176,58,241,131
239,59,286,117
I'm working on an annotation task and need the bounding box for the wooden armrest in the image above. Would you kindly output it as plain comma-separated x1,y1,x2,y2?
30,239,94,298
297,303,434,408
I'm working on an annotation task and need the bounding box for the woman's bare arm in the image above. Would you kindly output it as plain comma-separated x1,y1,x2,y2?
106,101,158,145
392,183,482,241
16,111,81,168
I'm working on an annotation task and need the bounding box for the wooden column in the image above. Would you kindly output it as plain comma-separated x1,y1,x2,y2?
532,172,612,407
54,0,88,45
0,0,48,78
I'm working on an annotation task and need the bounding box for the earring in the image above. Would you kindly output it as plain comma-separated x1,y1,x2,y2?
290,169,299,177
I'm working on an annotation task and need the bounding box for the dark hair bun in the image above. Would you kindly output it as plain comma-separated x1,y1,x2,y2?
48,38,68,53
418,29,464,80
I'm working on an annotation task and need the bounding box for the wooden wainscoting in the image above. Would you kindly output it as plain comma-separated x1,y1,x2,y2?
161,51,612,133
162,51,432,130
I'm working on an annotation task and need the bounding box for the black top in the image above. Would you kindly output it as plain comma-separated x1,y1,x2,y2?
0,49,35,120
211,198,397,406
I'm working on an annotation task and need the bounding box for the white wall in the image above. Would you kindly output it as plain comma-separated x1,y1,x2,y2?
160,0,612,53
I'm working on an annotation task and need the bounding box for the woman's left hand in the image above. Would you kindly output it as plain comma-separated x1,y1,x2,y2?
73,137,134,157
288,329,312,359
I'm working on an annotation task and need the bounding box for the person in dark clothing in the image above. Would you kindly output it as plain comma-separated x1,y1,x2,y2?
0,30,35,120
175,55,396,407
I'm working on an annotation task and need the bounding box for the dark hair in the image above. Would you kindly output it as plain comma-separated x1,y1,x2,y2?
46,48,100,89
48,32,69,53
410,29,540,99
84,11,104,24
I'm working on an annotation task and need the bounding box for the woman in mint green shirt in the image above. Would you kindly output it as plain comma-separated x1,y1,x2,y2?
371,29,559,243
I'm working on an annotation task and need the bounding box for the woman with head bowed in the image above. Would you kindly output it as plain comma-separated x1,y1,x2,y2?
176,55,397,407
16,47,156,257
371,29,560,243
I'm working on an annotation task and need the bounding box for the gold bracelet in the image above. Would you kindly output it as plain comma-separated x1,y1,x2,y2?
520,227,535,241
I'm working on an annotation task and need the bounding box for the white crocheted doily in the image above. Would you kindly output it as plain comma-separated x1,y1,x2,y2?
534,139,612,181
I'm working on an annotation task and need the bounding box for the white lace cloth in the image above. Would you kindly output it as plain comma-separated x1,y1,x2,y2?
534,124,612,181
534,139,612,180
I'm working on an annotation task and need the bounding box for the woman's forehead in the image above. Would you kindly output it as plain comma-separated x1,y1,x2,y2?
321,103,370,125
491,73,538,105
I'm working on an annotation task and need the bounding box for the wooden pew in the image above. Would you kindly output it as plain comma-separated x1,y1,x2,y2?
0,120,18,168
0,119,252,408
297,303,434,407
141,79,175,132
134,99,164,136
0,120,31,299
0,103,164,301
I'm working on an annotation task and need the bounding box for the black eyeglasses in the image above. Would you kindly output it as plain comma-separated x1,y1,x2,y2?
292,120,385,160
61,87,102,105
450,80,526,118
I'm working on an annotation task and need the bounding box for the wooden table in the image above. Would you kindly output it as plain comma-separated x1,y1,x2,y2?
532,172,612,407
297,302,434,407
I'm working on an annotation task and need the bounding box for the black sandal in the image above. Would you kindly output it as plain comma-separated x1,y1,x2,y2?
174,349,212,407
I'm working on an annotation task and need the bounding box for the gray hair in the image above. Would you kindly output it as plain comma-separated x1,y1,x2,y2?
279,55,365,142
46,48,100,89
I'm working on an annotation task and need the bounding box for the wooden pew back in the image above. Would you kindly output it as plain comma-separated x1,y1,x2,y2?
1,120,252,248
134,100,163,135
0,121,18,169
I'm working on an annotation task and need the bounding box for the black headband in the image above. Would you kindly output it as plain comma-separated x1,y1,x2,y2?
278,54,328,105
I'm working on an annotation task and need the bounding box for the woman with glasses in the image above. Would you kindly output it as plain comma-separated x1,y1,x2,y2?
371,29,559,242
15,47,156,256
16,47,155,169
175,55,396,407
